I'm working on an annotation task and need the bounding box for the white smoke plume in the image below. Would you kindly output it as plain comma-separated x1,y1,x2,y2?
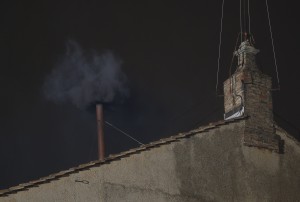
43,40,129,109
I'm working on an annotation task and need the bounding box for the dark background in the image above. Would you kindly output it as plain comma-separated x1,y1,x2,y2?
1,0,299,189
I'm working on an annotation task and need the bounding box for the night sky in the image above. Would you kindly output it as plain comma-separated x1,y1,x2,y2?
1,0,299,189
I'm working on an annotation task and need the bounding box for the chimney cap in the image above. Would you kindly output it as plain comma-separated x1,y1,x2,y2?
234,40,260,56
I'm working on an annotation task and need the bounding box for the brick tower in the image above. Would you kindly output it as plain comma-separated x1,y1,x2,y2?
223,39,280,151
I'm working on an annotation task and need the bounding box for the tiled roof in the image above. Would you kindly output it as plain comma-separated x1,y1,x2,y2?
0,117,248,197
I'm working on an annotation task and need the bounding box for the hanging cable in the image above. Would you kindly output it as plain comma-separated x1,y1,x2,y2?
216,0,225,95
243,0,246,34
248,0,254,45
240,0,243,41
229,32,241,77
266,0,280,89
105,121,144,145
247,0,251,35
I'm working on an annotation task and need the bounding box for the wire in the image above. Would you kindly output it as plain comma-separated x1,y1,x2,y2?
265,0,280,89
216,0,225,95
247,0,251,34
229,32,241,77
240,0,243,41
243,0,246,34
105,121,144,145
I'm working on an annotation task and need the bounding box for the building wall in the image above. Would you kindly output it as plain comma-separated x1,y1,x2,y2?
1,121,300,202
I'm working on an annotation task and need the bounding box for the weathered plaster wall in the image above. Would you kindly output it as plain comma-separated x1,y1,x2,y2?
173,123,300,202
1,121,300,202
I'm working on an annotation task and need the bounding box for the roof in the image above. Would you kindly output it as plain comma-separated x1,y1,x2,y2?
3,116,295,197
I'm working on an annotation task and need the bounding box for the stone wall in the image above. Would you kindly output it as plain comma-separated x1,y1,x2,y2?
1,121,300,202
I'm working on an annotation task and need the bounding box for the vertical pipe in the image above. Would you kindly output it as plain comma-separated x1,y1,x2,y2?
96,104,105,160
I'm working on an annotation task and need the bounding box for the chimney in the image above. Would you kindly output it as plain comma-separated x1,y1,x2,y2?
96,104,105,160
223,39,280,152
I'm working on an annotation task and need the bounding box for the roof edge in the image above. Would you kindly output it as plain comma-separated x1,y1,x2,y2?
0,116,247,197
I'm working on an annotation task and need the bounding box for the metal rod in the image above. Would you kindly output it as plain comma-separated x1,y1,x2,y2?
96,104,105,160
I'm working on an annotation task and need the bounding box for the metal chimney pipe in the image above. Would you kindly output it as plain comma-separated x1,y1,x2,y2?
96,104,105,160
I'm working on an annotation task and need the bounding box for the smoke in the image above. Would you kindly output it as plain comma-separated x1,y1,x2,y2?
43,40,129,109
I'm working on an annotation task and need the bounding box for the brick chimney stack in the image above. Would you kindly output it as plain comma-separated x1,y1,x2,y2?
223,40,280,151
